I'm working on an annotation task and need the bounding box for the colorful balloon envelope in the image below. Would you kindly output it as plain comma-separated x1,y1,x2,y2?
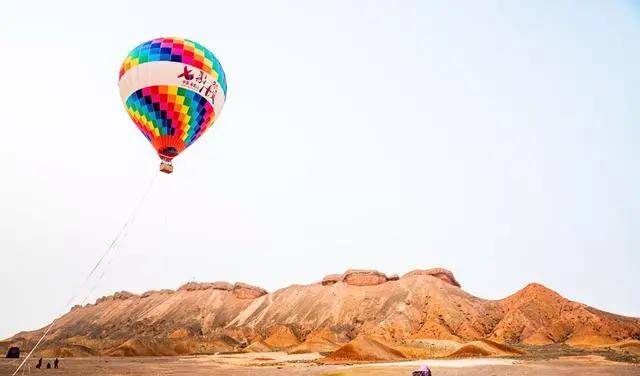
118,37,227,173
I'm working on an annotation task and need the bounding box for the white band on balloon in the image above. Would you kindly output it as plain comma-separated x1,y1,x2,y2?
118,61,226,118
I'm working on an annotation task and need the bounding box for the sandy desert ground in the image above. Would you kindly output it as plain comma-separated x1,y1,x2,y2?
1,353,639,376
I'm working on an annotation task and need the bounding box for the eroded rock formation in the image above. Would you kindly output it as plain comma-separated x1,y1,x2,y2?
5,267,639,359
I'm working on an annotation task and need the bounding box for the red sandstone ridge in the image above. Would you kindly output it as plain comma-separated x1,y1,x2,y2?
319,268,411,286
402,268,461,287
3,267,639,359
178,282,233,292
232,282,267,299
322,274,342,286
321,270,392,286
343,269,388,286
490,283,640,346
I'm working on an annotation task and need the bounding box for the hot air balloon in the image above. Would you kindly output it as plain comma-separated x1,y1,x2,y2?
118,37,227,173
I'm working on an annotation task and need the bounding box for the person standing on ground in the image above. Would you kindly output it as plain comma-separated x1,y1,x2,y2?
54,358,59,368
35,358,42,369
413,364,432,376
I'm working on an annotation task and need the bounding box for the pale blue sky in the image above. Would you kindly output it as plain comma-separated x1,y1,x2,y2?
0,1,638,339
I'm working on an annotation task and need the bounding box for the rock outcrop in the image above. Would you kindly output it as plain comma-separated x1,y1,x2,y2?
402,268,461,287
211,282,234,291
174,281,267,299
141,289,175,298
322,274,343,286
343,269,388,286
232,282,267,299
322,269,395,286
178,281,234,292
95,291,137,304
321,268,459,288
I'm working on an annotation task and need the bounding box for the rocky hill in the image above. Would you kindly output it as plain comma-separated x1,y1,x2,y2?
4,267,640,359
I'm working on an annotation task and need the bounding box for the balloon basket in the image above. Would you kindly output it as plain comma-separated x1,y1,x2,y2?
160,161,173,174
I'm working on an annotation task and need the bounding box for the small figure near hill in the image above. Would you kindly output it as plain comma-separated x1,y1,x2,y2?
54,358,59,368
46,362,51,369
412,364,431,376
35,358,42,369
5,346,19,358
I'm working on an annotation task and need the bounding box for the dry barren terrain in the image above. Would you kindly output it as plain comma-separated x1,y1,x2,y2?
2,353,639,376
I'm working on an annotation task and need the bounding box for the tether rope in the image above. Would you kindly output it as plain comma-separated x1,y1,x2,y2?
12,171,159,376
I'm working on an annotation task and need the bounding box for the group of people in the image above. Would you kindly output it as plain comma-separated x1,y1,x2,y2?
35,358,59,369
